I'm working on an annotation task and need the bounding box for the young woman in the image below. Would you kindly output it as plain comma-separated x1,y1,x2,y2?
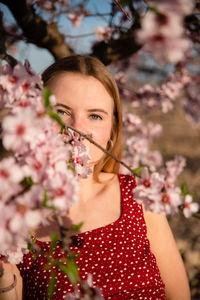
0,55,190,299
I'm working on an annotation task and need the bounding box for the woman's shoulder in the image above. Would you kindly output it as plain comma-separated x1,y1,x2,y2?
142,209,191,299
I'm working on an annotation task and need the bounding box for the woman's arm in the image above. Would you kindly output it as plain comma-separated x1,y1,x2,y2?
0,261,22,300
143,210,191,300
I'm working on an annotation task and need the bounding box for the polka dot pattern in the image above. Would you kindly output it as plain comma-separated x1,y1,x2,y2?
17,174,166,299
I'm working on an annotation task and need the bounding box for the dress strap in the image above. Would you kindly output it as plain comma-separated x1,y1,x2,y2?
118,174,146,224
118,174,137,207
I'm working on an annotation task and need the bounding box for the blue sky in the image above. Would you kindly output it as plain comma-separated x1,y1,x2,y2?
1,0,112,73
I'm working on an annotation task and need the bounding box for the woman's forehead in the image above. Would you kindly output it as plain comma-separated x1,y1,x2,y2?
48,72,114,111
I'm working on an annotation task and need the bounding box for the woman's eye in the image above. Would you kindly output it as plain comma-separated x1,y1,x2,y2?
57,109,70,117
90,114,102,120
57,109,65,115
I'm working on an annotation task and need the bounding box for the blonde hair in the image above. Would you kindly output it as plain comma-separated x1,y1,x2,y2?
42,55,122,181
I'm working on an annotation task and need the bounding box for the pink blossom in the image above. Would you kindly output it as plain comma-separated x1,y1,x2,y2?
2,108,41,153
123,112,163,172
0,60,87,263
65,274,103,299
46,172,78,213
140,122,163,139
0,61,43,113
67,13,84,27
160,187,183,215
27,0,54,12
161,79,182,100
134,167,165,213
94,26,113,43
134,68,191,113
183,195,199,218
166,155,186,184
114,72,132,101
0,157,24,202
16,185,44,209
0,243,28,265
136,3,191,63
119,154,140,175
136,84,159,108
67,128,92,178
182,75,200,128
0,202,28,264
161,99,174,113
126,136,148,156
142,150,163,171
123,113,142,131
156,0,194,15
134,167,184,215
0,157,24,184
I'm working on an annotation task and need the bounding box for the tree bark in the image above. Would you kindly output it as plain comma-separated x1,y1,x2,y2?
0,0,74,59
92,29,141,65
0,0,141,65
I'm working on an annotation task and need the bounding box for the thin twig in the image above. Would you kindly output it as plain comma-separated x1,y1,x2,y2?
64,125,140,177
54,214,71,253
114,0,131,21
66,32,95,38
0,52,18,68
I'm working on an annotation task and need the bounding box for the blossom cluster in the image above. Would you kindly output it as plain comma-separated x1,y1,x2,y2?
182,74,200,128
121,112,199,218
134,67,191,113
27,0,71,13
122,112,163,172
136,0,193,63
94,26,113,43
67,9,92,27
0,61,91,263
27,0,91,27
134,159,199,218
65,274,103,300
114,59,200,130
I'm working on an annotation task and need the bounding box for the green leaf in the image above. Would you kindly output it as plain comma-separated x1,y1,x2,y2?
132,166,144,175
47,110,64,129
188,193,196,199
42,88,52,108
70,222,83,232
21,177,34,188
27,236,37,257
47,270,57,299
58,261,79,285
181,183,187,195
42,190,48,207
67,252,78,261
50,233,58,254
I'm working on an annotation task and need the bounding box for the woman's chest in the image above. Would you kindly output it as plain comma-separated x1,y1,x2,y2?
67,181,121,233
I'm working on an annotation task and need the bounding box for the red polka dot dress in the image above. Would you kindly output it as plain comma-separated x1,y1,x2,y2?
17,174,166,299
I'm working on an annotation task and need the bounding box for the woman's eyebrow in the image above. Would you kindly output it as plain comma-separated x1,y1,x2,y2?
55,103,71,110
55,104,108,115
87,109,108,115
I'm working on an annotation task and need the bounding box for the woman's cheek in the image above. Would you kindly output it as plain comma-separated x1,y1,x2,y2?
87,128,111,162
90,128,110,148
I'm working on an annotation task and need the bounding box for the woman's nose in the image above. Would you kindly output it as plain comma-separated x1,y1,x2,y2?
71,116,87,135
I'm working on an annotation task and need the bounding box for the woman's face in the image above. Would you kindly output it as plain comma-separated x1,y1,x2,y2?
47,72,114,167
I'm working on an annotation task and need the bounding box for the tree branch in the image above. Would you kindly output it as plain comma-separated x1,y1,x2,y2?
114,0,131,21
64,125,140,177
0,0,143,65
0,0,74,60
92,27,141,65
0,11,18,67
